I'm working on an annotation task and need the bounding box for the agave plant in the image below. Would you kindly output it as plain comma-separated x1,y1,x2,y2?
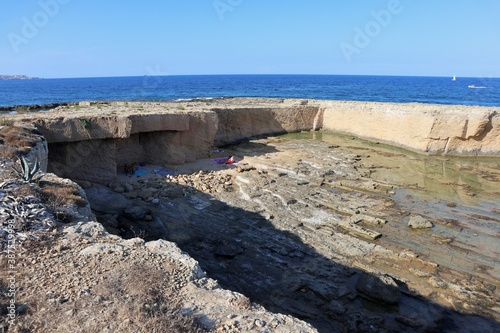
11,156,43,183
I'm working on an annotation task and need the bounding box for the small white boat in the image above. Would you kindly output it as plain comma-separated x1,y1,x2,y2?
452,75,456,81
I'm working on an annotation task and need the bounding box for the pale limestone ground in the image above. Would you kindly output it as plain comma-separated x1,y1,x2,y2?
2,99,499,332
86,136,499,332
1,197,316,333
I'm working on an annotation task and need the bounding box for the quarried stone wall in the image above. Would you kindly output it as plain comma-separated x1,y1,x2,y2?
9,98,498,183
321,101,500,155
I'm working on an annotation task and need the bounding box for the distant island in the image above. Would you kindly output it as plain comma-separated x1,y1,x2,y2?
0,74,42,80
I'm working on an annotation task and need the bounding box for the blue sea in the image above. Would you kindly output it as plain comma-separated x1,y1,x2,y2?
1,74,499,107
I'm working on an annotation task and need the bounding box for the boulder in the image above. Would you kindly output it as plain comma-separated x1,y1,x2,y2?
64,221,107,240
138,188,157,201
84,184,129,214
123,182,134,192
356,272,400,305
146,239,205,280
124,205,149,220
408,215,433,229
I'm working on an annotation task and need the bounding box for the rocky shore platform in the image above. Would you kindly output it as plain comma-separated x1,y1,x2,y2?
1,98,499,332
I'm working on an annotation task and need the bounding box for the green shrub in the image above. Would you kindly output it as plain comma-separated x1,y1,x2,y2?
11,156,43,183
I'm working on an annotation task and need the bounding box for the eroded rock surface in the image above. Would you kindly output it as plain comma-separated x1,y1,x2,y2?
2,99,499,332
4,98,499,183
0,128,318,333
85,136,499,332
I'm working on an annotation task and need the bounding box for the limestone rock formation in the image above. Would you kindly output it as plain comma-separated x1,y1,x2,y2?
321,101,500,155
356,272,401,305
408,215,433,229
2,99,499,332
5,98,498,183
213,105,320,146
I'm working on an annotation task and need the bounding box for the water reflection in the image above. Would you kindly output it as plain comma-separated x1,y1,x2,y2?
285,131,500,205
281,131,500,279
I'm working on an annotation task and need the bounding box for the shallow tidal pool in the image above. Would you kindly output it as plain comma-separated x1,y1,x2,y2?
282,131,500,280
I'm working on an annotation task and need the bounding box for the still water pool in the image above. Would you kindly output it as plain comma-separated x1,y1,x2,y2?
283,131,500,280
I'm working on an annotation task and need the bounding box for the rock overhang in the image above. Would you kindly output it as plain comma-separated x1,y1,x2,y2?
2,97,499,156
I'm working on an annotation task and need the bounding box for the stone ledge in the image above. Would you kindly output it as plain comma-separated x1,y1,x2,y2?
5,98,500,155
129,112,191,134
321,101,500,156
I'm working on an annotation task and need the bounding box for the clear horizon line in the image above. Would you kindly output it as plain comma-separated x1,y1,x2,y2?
16,73,500,80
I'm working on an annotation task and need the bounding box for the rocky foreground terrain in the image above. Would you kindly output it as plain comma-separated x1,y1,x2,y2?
1,127,315,333
1,99,499,332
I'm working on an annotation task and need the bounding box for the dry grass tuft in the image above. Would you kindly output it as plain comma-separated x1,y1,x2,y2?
0,126,42,149
0,126,44,159
38,182,87,208
37,181,88,223
11,183,38,198
3,263,206,333
0,145,17,160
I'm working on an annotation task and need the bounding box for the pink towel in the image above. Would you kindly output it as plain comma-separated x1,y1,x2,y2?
211,157,236,165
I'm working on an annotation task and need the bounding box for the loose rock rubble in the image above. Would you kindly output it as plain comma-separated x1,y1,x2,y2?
1,139,317,333
1,195,316,332
79,137,499,332
1,128,499,333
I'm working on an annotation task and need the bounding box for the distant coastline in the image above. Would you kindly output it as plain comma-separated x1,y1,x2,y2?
0,74,42,80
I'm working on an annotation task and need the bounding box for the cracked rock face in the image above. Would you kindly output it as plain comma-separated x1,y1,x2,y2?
4,98,499,332
83,135,499,332
356,272,400,305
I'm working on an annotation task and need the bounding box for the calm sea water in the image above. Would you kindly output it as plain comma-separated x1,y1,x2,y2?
1,75,499,107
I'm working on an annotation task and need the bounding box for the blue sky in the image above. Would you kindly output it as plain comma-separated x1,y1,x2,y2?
1,0,499,78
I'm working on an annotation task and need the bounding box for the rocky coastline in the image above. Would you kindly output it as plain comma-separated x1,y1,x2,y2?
0,75,41,81
0,102,79,113
1,98,499,332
